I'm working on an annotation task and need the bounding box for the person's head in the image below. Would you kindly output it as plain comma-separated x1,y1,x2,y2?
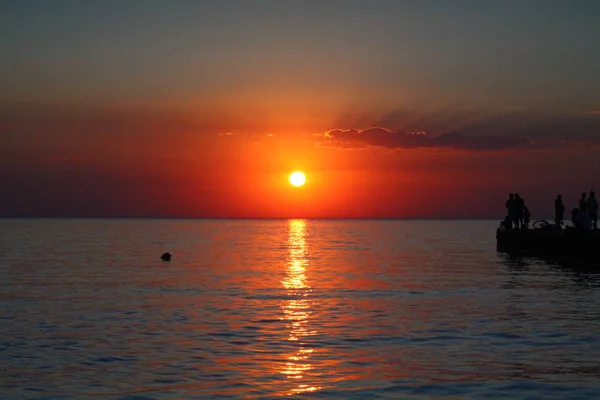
557,194,562,199
582,192,587,198
591,191,596,198
509,193,514,198
515,193,520,199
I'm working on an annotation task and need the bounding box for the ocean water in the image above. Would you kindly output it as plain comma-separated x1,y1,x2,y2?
2,219,600,399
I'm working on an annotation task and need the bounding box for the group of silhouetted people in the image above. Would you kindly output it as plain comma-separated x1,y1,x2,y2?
503,191,598,231
570,192,598,230
504,193,530,229
555,192,598,230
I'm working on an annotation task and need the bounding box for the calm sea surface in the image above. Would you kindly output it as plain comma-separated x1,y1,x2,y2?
2,219,600,399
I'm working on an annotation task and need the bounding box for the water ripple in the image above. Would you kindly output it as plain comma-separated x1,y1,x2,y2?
1,219,600,399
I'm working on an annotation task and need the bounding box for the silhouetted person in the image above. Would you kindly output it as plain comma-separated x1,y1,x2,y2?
555,194,565,227
579,192,587,213
572,208,592,230
161,252,172,262
501,215,512,229
523,206,531,229
588,191,598,230
505,193,515,229
571,207,579,227
514,193,525,229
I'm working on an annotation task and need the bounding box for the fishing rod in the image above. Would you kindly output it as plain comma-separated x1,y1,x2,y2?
591,160,600,192
464,187,572,220
462,187,505,205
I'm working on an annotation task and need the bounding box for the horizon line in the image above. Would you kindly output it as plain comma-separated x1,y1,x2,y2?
0,216,529,221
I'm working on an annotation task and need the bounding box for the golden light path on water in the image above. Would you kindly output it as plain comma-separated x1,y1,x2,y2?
281,219,320,395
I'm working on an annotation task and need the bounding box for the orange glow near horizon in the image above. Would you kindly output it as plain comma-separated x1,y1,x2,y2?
7,113,600,219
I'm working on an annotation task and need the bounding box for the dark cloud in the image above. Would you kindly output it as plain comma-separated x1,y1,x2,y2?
321,127,534,151
327,108,600,150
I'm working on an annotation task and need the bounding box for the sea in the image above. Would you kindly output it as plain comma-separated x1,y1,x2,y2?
2,219,600,399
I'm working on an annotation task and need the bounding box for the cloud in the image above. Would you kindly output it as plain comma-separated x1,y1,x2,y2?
321,127,534,151
335,107,600,146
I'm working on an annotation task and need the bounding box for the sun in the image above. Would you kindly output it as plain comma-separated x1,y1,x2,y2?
289,171,306,187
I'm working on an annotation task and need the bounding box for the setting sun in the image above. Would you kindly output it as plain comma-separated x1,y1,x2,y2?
289,171,306,187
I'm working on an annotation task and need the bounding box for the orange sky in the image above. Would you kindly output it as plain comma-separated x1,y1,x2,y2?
1,103,599,219
1,2,600,218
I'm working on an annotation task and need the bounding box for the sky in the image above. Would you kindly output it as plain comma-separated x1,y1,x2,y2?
1,0,600,218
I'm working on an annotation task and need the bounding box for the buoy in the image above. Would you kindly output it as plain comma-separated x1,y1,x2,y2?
161,252,171,262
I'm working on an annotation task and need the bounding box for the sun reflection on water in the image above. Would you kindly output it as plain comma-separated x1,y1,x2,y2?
281,219,320,394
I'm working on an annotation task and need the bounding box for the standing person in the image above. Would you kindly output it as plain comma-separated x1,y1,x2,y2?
505,193,515,229
523,206,531,229
587,191,598,230
514,193,525,229
579,192,587,213
573,208,592,230
555,194,565,228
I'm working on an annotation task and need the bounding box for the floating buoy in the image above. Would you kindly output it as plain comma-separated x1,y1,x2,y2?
161,252,172,262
